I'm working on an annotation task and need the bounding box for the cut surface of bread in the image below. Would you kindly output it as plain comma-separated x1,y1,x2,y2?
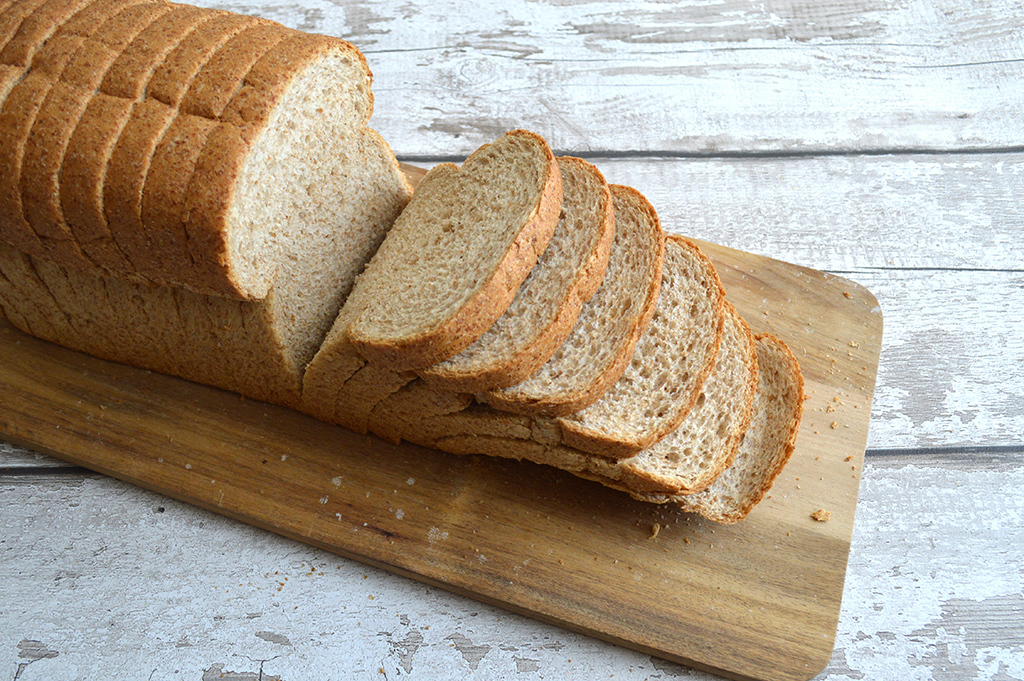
418,156,614,392
598,301,758,492
479,184,665,417
555,236,726,458
626,334,804,522
344,129,563,370
0,3,375,301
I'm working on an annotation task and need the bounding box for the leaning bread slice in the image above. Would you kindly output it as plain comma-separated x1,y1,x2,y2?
301,164,464,427
626,334,804,522
418,156,614,392
344,130,562,370
555,236,726,458
479,184,665,417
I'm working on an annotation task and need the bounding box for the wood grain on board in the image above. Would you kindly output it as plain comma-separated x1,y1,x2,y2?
0,236,881,681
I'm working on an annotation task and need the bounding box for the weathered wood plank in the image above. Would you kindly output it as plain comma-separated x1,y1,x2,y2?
587,154,1024,272
811,269,1024,450
190,0,1024,155
1,456,1020,679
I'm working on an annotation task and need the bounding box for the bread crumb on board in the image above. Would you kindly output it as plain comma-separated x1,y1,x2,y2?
811,509,832,522
650,523,661,539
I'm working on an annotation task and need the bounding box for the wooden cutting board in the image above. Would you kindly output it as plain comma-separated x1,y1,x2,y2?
0,205,882,681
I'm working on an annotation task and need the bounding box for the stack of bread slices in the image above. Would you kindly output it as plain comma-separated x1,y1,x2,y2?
302,130,805,524
0,0,802,524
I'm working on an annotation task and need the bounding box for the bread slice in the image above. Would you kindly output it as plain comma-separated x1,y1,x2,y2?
593,301,758,492
343,129,562,370
300,166,473,429
418,156,614,392
479,184,665,417
0,127,411,407
554,236,726,458
627,334,805,522
177,32,375,299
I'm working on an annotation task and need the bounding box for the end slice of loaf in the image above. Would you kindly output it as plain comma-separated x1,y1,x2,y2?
479,184,665,417
344,129,563,371
418,156,614,392
627,334,804,522
554,236,726,458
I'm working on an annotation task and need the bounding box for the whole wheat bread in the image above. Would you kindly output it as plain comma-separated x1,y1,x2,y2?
479,184,665,417
0,127,411,407
344,130,563,370
362,301,758,497
367,330,796,524
418,156,614,392
0,0,376,301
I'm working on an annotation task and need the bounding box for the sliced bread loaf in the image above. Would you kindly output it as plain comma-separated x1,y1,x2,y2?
417,156,614,392
343,130,563,370
554,236,726,458
0,125,411,408
626,334,804,522
0,2,376,302
479,184,665,417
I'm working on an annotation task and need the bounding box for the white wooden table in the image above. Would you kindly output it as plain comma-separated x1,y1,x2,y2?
2,1,1023,679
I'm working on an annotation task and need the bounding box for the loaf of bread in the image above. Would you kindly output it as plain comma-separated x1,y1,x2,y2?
1,0,380,300
0,0,803,523
0,0,411,406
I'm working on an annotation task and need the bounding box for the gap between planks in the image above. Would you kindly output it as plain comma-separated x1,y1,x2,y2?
398,145,1024,164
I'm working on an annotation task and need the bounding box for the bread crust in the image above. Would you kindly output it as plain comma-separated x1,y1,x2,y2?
0,0,52,57
0,0,95,67
418,156,615,393
139,11,263,285
20,9,154,257
101,5,215,275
